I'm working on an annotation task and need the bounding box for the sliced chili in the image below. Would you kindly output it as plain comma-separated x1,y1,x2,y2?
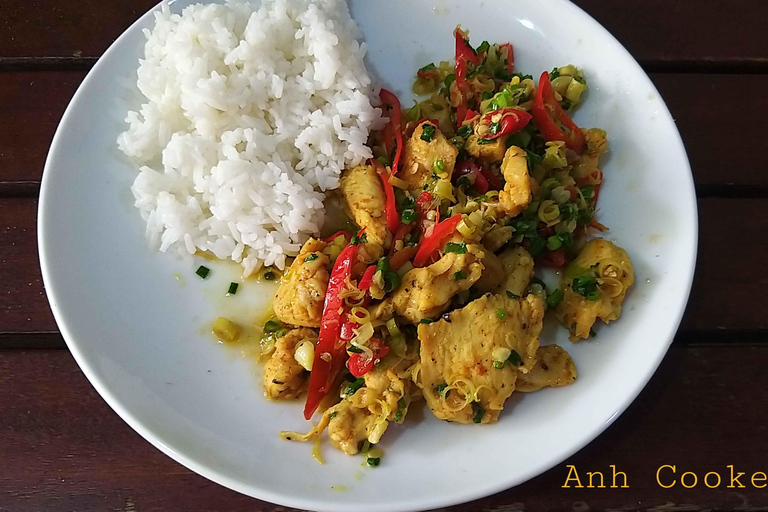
530,71,585,153
304,230,363,419
371,158,401,233
413,214,464,267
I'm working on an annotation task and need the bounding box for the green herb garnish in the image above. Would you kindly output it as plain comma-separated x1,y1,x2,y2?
506,291,520,299
195,265,210,279
342,378,365,398
496,309,506,319
420,124,436,142
401,209,417,224
457,124,473,138
304,253,319,262
366,457,381,467
434,383,448,396
472,402,485,423
572,275,599,299
227,282,239,295
493,360,506,369
420,318,433,324
444,241,467,254
507,350,522,366
453,270,467,281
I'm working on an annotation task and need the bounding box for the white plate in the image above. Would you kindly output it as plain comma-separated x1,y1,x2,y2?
38,0,697,511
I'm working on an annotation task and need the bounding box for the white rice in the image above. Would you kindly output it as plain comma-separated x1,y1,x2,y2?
118,0,383,275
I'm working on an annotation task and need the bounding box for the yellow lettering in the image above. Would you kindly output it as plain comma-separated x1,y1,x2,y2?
563,465,583,488
681,472,698,488
728,465,746,488
587,471,605,488
657,465,676,488
704,472,721,488
611,465,629,488
752,472,767,488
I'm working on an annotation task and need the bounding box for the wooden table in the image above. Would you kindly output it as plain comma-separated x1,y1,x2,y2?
2,1,767,510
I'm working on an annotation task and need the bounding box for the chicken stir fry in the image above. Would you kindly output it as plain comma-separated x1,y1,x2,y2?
246,27,634,463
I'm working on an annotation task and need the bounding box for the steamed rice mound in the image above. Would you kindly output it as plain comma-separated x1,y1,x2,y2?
118,0,384,275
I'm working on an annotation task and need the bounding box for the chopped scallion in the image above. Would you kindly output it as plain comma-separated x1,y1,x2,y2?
496,309,506,319
420,124,436,142
546,288,564,308
472,402,485,423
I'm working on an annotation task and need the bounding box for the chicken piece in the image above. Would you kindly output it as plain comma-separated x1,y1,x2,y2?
418,293,546,423
339,164,391,249
465,134,506,164
473,250,504,294
273,238,329,328
496,146,532,216
482,224,515,252
495,246,535,297
262,328,316,399
385,243,485,324
516,345,577,392
572,128,608,183
555,238,635,340
400,121,459,192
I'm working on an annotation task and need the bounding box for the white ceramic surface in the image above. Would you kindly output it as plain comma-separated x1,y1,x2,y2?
38,0,697,511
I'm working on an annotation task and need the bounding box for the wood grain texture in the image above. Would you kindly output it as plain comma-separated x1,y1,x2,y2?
0,198,56,333
0,346,766,511
573,0,768,69
3,71,768,189
0,0,157,62
3,196,767,336
0,71,83,185
2,0,768,67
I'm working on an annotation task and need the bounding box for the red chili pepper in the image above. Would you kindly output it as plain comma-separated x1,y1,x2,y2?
304,231,364,419
540,248,567,268
371,159,401,233
413,214,463,267
348,338,389,378
499,43,515,74
477,108,531,141
454,160,489,194
379,89,404,175
464,109,478,123
417,68,438,79
325,230,351,244
358,264,377,291
479,166,503,190
531,71,585,153
416,191,434,214
453,26,479,124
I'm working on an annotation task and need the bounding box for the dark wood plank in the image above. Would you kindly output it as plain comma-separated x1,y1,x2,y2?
573,0,768,69
0,71,84,186
653,74,768,192
0,198,56,333
2,196,767,337
0,0,157,62
683,197,768,331
0,346,766,511
2,71,768,189
2,0,768,67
